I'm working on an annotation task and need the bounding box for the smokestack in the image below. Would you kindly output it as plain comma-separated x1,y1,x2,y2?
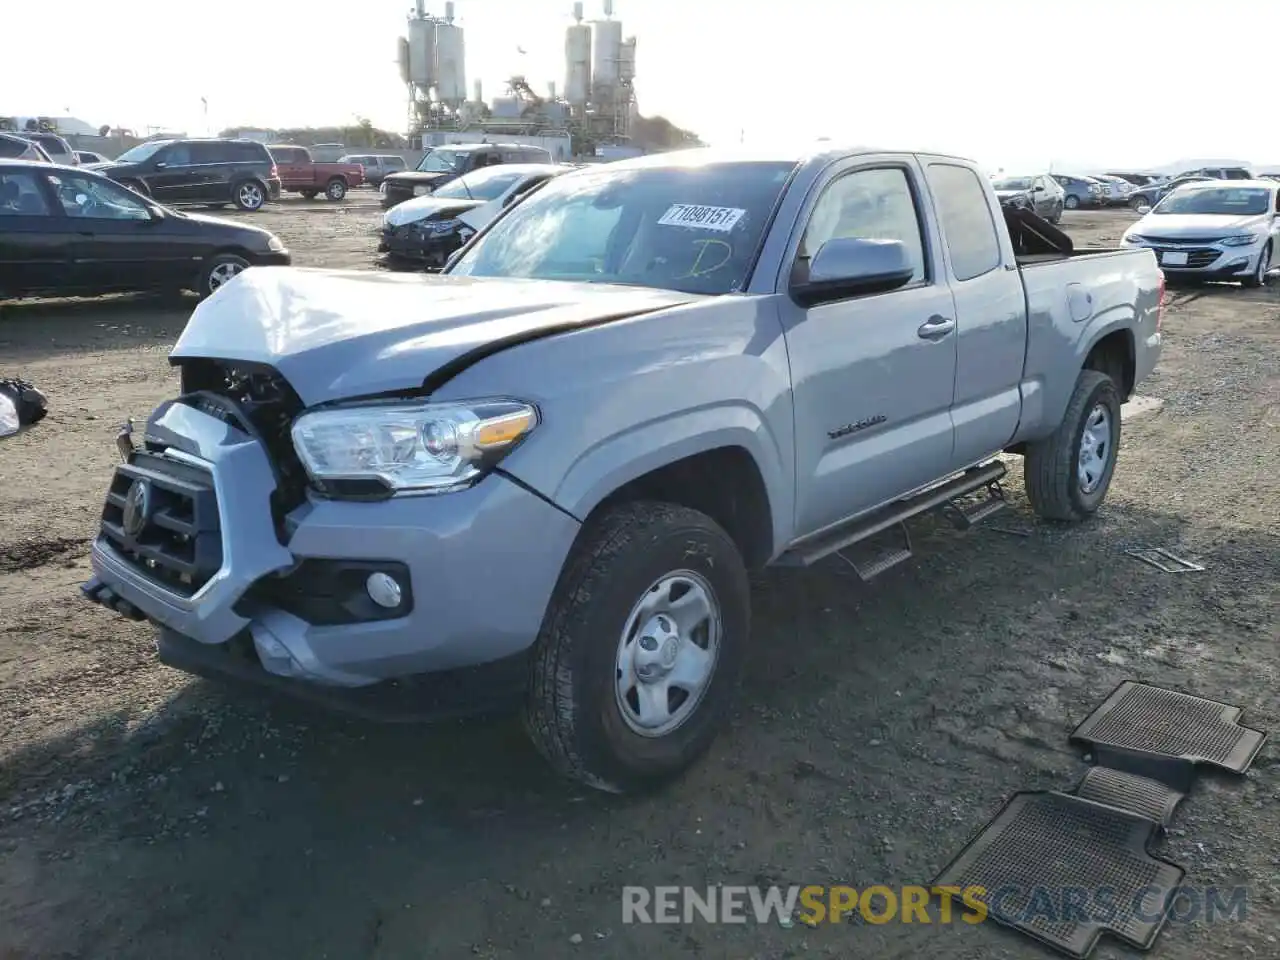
473,79,483,103
444,1,455,22
603,0,614,17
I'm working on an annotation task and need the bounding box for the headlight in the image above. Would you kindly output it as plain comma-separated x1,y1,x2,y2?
267,235,286,253
1122,234,1143,245
418,217,461,234
1219,234,1260,247
291,399,538,496
413,185,433,197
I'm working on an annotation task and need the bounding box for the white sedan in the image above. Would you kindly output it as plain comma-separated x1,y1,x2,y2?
1122,180,1279,288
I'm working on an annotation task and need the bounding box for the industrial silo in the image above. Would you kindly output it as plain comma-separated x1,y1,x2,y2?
408,18,436,88
397,37,411,85
564,3,591,107
591,18,623,92
434,7,466,105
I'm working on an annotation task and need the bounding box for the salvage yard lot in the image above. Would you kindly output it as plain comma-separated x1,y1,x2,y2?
1,199,1277,959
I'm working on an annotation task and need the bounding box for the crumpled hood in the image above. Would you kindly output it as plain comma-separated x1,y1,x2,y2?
385,195,482,227
170,267,700,406
994,189,1029,200
1130,212,1269,238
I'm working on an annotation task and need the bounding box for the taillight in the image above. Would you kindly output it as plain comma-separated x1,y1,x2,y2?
1156,271,1165,332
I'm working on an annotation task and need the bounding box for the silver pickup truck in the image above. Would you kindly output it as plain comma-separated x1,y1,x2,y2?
82,145,1164,793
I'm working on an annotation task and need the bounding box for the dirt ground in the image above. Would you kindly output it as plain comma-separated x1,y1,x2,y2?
1,196,1277,960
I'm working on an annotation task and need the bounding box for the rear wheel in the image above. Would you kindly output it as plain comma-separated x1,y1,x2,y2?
1242,242,1271,288
232,180,266,211
1024,370,1122,522
524,501,751,794
197,253,251,299
325,178,348,201
1064,194,1080,210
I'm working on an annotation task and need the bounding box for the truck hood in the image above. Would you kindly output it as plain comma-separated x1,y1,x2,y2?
170,267,700,406
1131,212,1270,238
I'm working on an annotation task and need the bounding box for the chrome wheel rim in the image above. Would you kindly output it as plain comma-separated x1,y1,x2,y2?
239,184,263,208
614,570,721,738
328,182,345,199
1078,403,1112,494
208,260,246,292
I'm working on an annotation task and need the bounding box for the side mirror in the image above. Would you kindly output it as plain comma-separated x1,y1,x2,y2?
791,237,915,307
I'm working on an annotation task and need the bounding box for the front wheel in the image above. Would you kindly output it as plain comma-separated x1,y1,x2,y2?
197,253,251,299
325,178,348,201
232,180,266,211
1129,195,1148,211
524,501,751,794
1241,242,1271,289
1024,370,1122,522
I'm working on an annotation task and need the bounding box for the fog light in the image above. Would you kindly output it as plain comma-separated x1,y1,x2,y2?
366,572,403,609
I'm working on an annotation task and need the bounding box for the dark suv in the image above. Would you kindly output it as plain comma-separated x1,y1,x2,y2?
380,143,553,208
94,138,282,211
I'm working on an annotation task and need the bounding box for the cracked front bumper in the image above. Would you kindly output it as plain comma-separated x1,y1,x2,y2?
82,400,581,694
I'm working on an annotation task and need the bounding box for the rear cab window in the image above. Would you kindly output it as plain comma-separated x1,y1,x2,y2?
924,163,1003,281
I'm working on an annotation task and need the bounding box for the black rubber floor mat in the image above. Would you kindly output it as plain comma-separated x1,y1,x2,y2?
1071,681,1266,774
933,792,1184,959
1075,766,1185,828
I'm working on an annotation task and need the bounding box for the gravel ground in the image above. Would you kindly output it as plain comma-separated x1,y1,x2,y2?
0,199,1277,960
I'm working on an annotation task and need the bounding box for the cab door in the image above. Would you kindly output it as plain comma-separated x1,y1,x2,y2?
147,143,199,203
775,156,960,536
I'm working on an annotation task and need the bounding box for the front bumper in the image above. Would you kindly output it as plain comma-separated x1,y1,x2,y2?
82,399,581,695
377,225,462,265
1129,239,1268,278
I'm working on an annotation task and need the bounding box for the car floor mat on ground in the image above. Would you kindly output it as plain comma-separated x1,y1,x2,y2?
1070,681,1267,775
932,791,1185,959
1074,766,1185,828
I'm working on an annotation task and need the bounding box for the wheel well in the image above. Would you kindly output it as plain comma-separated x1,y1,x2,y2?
1085,330,1135,400
592,447,774,569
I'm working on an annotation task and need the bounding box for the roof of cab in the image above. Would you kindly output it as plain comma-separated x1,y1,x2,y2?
584,143,980,173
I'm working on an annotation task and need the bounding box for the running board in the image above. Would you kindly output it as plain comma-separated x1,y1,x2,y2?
775,461,1008,570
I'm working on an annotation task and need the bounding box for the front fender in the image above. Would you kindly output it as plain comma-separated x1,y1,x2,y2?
548,403,791,555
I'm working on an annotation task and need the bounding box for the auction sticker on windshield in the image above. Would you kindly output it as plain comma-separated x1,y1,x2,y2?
657,204,747,233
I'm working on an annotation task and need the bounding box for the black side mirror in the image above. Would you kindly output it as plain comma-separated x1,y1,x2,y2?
790,237,915,307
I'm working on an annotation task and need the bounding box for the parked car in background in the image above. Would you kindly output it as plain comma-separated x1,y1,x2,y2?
18,132,77,166
379,143,554,208
268,145,364,200
991,174,1065,222
1171,166,1253,181
1128,175,1213,211
1051,174,1107,210
80,144,1163,793
308,143,349,163
1091,174,1136,206
1122,179,1278,288
379,163,569,267
340,154,406,187
1106,172,1161,187
75,150,109,165
93,138,282,211
0,160,290,301
0,133,51,162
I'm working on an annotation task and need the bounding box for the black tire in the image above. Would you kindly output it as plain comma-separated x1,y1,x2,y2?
524,501,751,794
1023,370,1122,522
232,180,266,211
325,178,348,201
1048,205,1063,224
1064,194,1080,210
197,252,251,299
299,190,318,200
1241,242,1271,289
1129,195,1148,211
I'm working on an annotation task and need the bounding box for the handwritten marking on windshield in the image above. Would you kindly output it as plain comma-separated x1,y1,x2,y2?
680,239,733,278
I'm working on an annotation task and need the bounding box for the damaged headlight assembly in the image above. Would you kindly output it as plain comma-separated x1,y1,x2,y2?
290,398,538,497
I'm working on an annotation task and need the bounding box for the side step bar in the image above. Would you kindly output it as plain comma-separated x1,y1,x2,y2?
775,461,1008,574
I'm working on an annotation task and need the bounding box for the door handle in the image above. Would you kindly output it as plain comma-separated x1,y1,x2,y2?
917,315,956,339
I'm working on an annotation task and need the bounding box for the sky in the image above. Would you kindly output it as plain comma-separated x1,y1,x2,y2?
5,0,1279,173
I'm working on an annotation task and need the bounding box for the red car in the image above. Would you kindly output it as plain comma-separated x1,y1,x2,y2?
268,145,365,201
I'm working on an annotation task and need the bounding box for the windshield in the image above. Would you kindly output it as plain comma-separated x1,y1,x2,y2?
416,149,463,173
114,141,169,164
449,161,796,295
994,177,1034,191
432,167,527,201
1154,187,1272,216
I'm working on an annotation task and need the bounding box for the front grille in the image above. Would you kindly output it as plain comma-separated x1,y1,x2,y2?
1136,235,1225,245
177,360,308,536
100,452,222,597
1152,246,1221,268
